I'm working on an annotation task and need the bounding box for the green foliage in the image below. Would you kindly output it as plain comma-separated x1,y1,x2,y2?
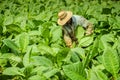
23,46,32,67
3,39,20,53
103,47,119,79
79,36,93,47
63,62,86,80
0,0,120,80
88,67,108,80
3,67,24,76
19,33,29,53
31,56,53,67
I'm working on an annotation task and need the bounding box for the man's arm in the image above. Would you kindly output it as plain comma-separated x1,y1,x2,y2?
85,23,93,35
64,34,72,48
62,28,72,48
73,15,93,35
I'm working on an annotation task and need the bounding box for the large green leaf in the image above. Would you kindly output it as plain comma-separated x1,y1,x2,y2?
71,47,85,59
31,56,53,67
31,66,51,76
56,48,70,66
6,24,22,33
9,55,21,67
23,65,33,78
28,75,46,80
43,68,59,78
88,68,108,80
90,38,99,58
38,44,54,55
3,67,24,76
63,62,86,80
70,52,81,63
70,48,85,63
14,15,27,30
79,36,93,47
51,25,62,42
103,47,119,76
76,26,85,42
3,15,13,25
3,39,20,53
34,11,52,21
27,20,35,29
23,46,32,67
0,53,10,67
19,33,29,53
100,34,115,49
28,31,41,36
0,53,21,68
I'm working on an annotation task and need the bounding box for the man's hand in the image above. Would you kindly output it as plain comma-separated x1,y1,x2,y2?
64,35,73,48
85,24,93,36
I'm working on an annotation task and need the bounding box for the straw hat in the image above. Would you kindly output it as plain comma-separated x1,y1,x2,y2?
57,11,73,26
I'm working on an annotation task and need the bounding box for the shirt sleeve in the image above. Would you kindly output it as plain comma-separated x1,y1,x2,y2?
72,15,91,28
62,28,72,47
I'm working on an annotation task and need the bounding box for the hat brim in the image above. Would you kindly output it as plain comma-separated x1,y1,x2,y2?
57,11,73,26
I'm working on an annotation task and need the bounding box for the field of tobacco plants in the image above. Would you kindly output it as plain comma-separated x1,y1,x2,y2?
0,0,120,80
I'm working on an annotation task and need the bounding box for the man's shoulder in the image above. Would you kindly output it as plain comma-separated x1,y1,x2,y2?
73,15,83,18
72,15,84,20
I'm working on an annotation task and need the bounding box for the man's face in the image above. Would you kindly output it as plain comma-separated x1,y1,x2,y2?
65,18,72,26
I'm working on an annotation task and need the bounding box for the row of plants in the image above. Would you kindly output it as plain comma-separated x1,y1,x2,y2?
0,0,120,80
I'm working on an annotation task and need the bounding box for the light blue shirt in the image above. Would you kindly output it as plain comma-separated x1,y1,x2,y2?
72,15,90,29
63,15,90,36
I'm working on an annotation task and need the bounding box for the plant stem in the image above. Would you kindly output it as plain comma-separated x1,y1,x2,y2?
81,51,91,74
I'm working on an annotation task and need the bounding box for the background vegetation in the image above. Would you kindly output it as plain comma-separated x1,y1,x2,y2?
0,0,120,80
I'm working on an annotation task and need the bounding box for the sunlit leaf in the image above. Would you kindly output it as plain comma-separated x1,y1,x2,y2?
76,26,85,42
90,38,99,58
88,68,108,80
79,36,93,47
31,56,53,67
23,65,33,77
63,62,85,80
103,47,119,75
44,68,59,78
9,55,21,67
99,34,114,49
6,24,22,33
0,58,7,67
51,25,62,42
3,67,24,76
29,75,46,80
3,39,20,53
19,33,29,53
23,46,32,67
28,31,41,36
3,15,13,25
38,44,57,56
71,47,85,59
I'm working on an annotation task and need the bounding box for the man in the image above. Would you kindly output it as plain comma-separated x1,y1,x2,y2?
57,10,93,48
